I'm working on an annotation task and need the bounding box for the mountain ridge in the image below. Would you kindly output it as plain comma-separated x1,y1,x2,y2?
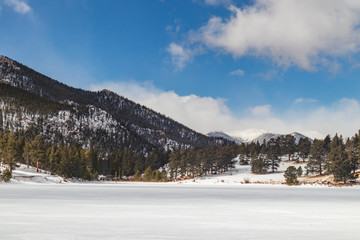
0,55,228,152
207,130,312,144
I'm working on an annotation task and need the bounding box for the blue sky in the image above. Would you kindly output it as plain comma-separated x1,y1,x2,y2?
1,0,360,138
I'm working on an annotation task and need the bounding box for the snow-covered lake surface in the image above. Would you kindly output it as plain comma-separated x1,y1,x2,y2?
0,183,359,240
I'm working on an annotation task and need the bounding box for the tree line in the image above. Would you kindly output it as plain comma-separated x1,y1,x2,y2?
167,144,239,180
1,127,360,184
237,132,360,184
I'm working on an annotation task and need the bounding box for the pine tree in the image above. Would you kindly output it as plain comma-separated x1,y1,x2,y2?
267,138,281,172
297,166,303,177
0,167,12,182
49,145,61,173
323,134,331,154
88,147,99,173
281,135,295,161
4,132,18,172
134,170,142,181
326,135,354,183
29,135,46,172
143,166,152,181
169,151,180,180
345,138,359,174
306,139,326,175
284,166,299,185
161,170,167,182
0,132,6,163
15,136,25,164
153,170,161,182
250,152,268,174
122,149,134,177
297,138,312,162
23,140,30,168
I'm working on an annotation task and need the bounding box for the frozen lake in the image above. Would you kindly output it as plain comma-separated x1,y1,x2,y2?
0,183,359,240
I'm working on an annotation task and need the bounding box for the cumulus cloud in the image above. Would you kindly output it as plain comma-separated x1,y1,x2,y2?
91,81,236,134
90,81,360,139
4,0,31,14
189,0,360,71
167,43,194,70
229,69,244,76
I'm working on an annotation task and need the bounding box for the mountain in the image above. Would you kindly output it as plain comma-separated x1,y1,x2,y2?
207,129,312,144
207,131,242,144
251,132,311,144
0,55,228,154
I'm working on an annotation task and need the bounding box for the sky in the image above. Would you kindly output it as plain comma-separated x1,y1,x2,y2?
1,0,360,139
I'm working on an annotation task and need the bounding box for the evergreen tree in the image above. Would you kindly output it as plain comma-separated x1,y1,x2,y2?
0,167,12,182
88,147,99,173
161,170,167,182
238,143,249,165
326,135,354,183
250,153,268,174
134,170,142,181
0,132,6,163
169,151,180,180
297,138,312,162
122,149,134,177
306,139,326,175
23,140,31,168
284,166,299,185
345,138,359,174
15,136,25,164
4,132,18,172
29,135,46,172
323,134,331,154
49,145,61,173
297,166,303,177
143,166,152,181
267,138,281,172
281,135,296,161
153,170,161,181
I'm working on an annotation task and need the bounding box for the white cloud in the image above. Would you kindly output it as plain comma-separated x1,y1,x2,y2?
167,43,193,70
249,105,271,117
189,0,360,71
229,69,244,76
4,0,31,14
90,81,236,134
295,98,318,104
90,81,360,139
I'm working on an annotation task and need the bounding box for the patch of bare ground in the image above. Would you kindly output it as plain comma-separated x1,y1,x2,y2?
300,174,359,186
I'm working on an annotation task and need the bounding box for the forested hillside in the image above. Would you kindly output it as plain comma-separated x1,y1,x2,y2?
0,55,231,180
0,55,226,150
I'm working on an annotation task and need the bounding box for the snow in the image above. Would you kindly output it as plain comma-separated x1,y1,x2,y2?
229,128,270,142
0,183,359,240
209,129,312,144
180,156,307,185
0,101,120,147
6,164,66,184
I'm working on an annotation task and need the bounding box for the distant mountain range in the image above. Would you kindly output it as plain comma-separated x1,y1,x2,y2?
0,55,228,154
207,129,312,144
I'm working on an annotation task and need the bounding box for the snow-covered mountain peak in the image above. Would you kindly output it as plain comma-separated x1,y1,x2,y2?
207,129,312,144
207,131,242,144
